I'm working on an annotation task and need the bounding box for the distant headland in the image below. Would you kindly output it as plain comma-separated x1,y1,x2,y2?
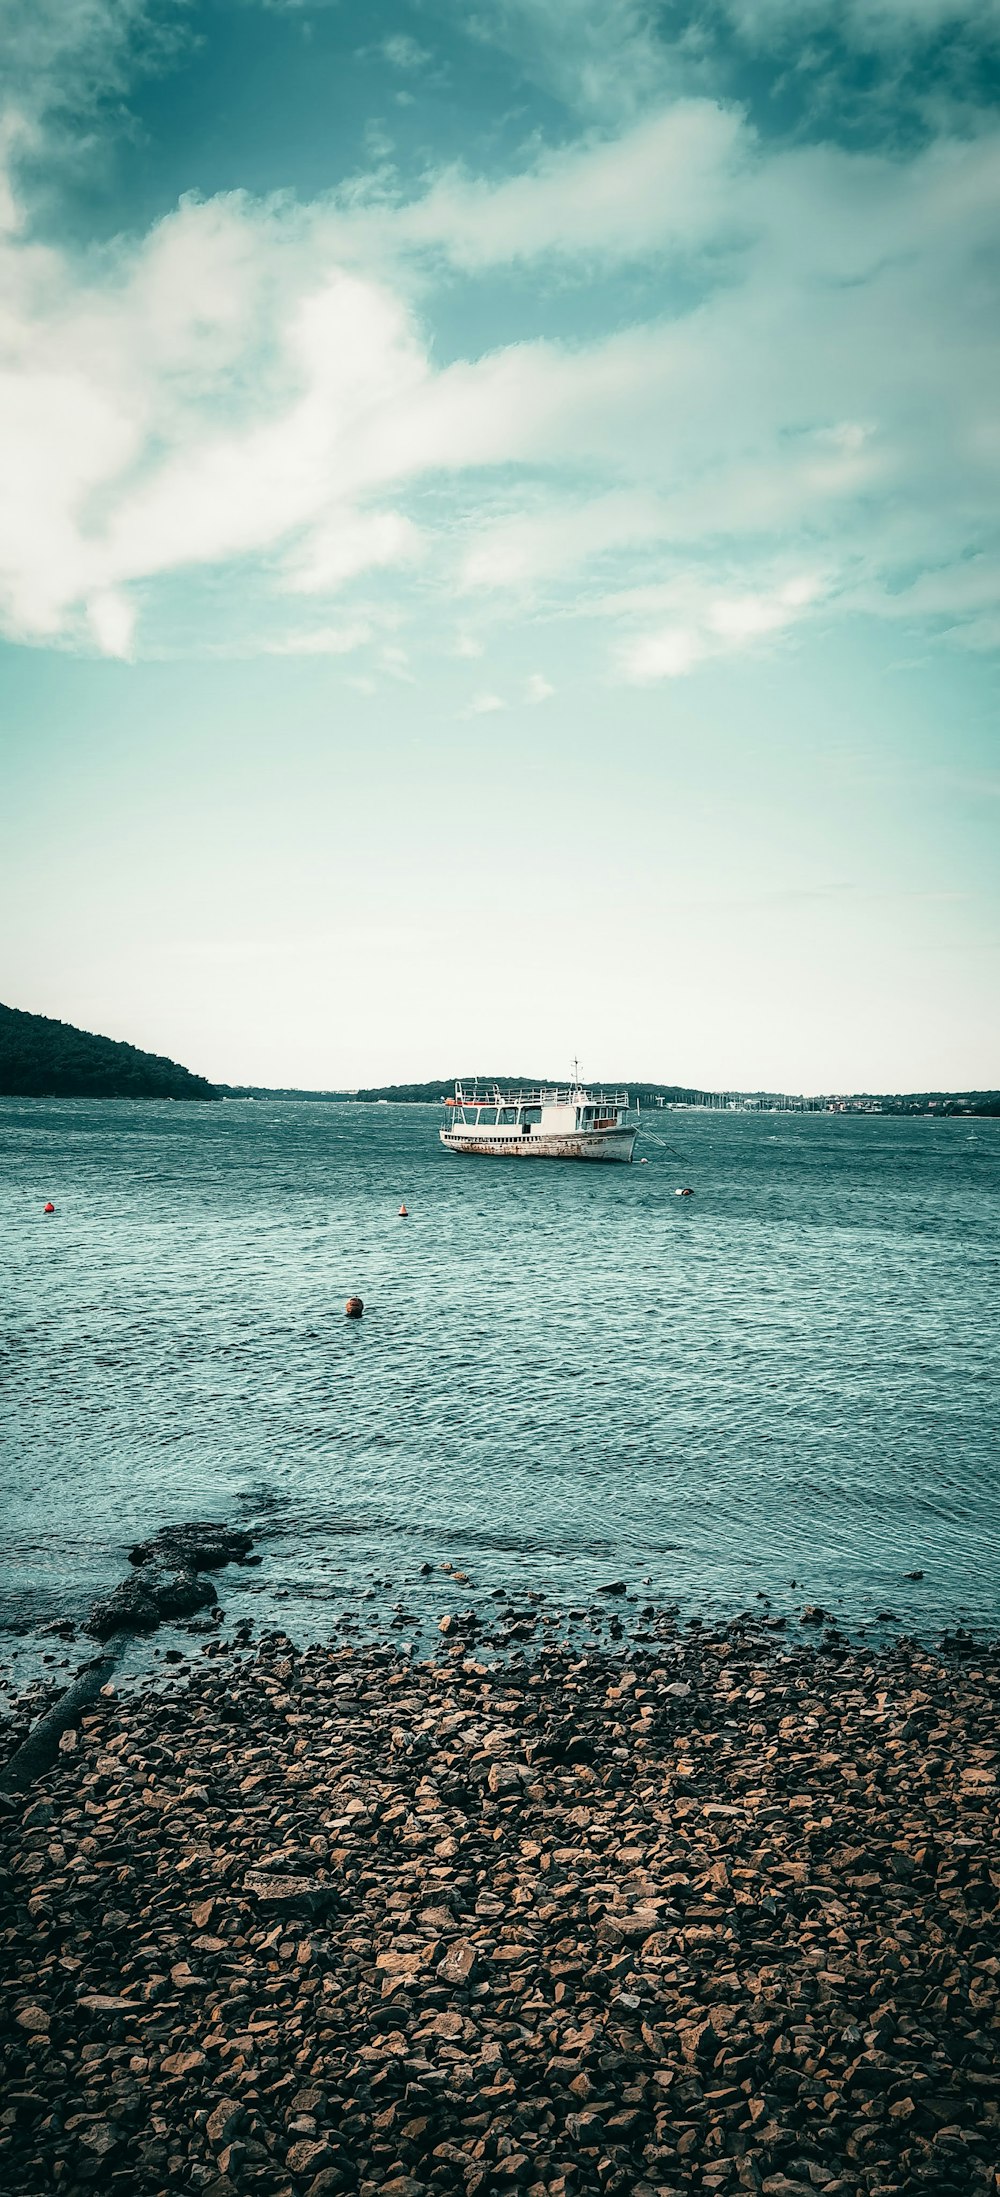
219,1078,1000,1117
2,1003,996,1112
0,1003,219,1101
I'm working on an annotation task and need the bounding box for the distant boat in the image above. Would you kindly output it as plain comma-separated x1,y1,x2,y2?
439,1079,637,1163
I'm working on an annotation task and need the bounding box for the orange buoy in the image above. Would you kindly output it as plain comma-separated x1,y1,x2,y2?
345,1296,364,1318
43,1201,55,1214
398,1203,408,1218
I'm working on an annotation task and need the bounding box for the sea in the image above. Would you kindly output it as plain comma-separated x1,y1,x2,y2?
2,1098,999,1688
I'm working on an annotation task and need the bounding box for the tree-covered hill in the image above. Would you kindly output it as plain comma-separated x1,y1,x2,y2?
0,1003,219,1100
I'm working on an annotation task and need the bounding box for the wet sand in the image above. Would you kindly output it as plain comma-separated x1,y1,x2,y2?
2,1615,998,2197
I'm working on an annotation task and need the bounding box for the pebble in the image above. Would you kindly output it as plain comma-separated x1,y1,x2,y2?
1,1617,998,2196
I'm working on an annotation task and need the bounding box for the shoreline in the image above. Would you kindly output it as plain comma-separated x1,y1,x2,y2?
2,1615,997,2197
3,1540,994,1713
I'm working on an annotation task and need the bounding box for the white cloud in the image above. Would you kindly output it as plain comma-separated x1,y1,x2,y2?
262,621,373,655
380,34,431,72
288,509,423,594
87,586,135,658
454,0,1000,113
619,572,827,680
0,79,998,674
525,672,554,701
399,102,746,267
452,0,674,119
460,491,672,591
466,691,506,714
0,0,189,169
726,0,1000,44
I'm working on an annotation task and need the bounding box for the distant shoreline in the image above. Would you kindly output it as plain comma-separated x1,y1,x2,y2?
3,998,998,1113
3,1085,999,1116
217,1082,1000,1116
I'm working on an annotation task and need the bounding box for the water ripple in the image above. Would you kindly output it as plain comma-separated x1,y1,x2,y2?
1,1098,998,1646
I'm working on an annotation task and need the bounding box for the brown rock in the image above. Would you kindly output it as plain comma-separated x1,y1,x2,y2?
286,2137,334,2174
437,1939,476,1985
76,2124,121,2160
244,1871,337,1916
2,1609,999,2197
161,2048,207,2076
206,2098,246,2148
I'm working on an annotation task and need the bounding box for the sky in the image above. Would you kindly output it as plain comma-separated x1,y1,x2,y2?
0,0,998,1092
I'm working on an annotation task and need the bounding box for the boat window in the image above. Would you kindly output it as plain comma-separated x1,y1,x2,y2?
522,1106,542,1125
460,1107,478,1125
499,1107,517,1125
477,1107,497,1125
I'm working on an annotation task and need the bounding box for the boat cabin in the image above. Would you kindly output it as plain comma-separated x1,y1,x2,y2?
444,1084,629,1138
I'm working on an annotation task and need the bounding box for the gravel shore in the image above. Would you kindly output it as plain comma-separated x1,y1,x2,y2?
2,1617,998,2197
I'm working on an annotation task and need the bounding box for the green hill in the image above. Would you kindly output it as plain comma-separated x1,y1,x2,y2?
0,1003,219,1100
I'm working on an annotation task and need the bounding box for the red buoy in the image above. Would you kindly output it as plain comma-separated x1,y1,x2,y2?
43,1201,55,1214
398,1203,408,1218
345,1296,364,1319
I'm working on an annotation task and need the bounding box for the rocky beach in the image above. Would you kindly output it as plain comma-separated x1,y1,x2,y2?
2,1595,998,2197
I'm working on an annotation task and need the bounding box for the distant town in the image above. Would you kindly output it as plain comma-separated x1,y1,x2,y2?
220,1079,1000,1118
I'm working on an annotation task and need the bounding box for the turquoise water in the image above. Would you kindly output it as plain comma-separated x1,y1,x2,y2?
1,1098,998,1661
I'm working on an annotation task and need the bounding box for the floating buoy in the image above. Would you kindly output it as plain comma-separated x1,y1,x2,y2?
398,1203,408,1218
345,1296,364,1319
676,1186,695,1197
43,1201,55,1214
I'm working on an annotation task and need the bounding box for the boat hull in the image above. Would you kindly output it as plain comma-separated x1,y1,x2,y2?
440,1127,636,1163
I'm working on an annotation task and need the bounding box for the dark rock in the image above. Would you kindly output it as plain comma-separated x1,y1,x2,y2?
143,1566,218,1618
85,1564,216,1637
244,1871,338,1918
85,1575,160,1638
128,1521,254,1570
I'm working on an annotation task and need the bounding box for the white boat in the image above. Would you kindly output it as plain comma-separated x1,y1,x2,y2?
440,1079,637,1163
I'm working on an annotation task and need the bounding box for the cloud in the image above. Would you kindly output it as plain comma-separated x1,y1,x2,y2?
261,621,373,655
398,101,746,266
453,0,1000,109
1,0,189,147
87,586,135,658
0,203,432,644
0,50,998,675
451,1,674,119
459,491,673,592
525,673,554,701
725,0,1000,45
619,573,826,681
380,34,431,72
465,691,506,714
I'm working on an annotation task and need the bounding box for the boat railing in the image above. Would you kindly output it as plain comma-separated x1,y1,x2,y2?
452,1083,630,1109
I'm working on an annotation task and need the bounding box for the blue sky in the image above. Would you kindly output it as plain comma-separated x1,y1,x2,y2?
0,0,998,1089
